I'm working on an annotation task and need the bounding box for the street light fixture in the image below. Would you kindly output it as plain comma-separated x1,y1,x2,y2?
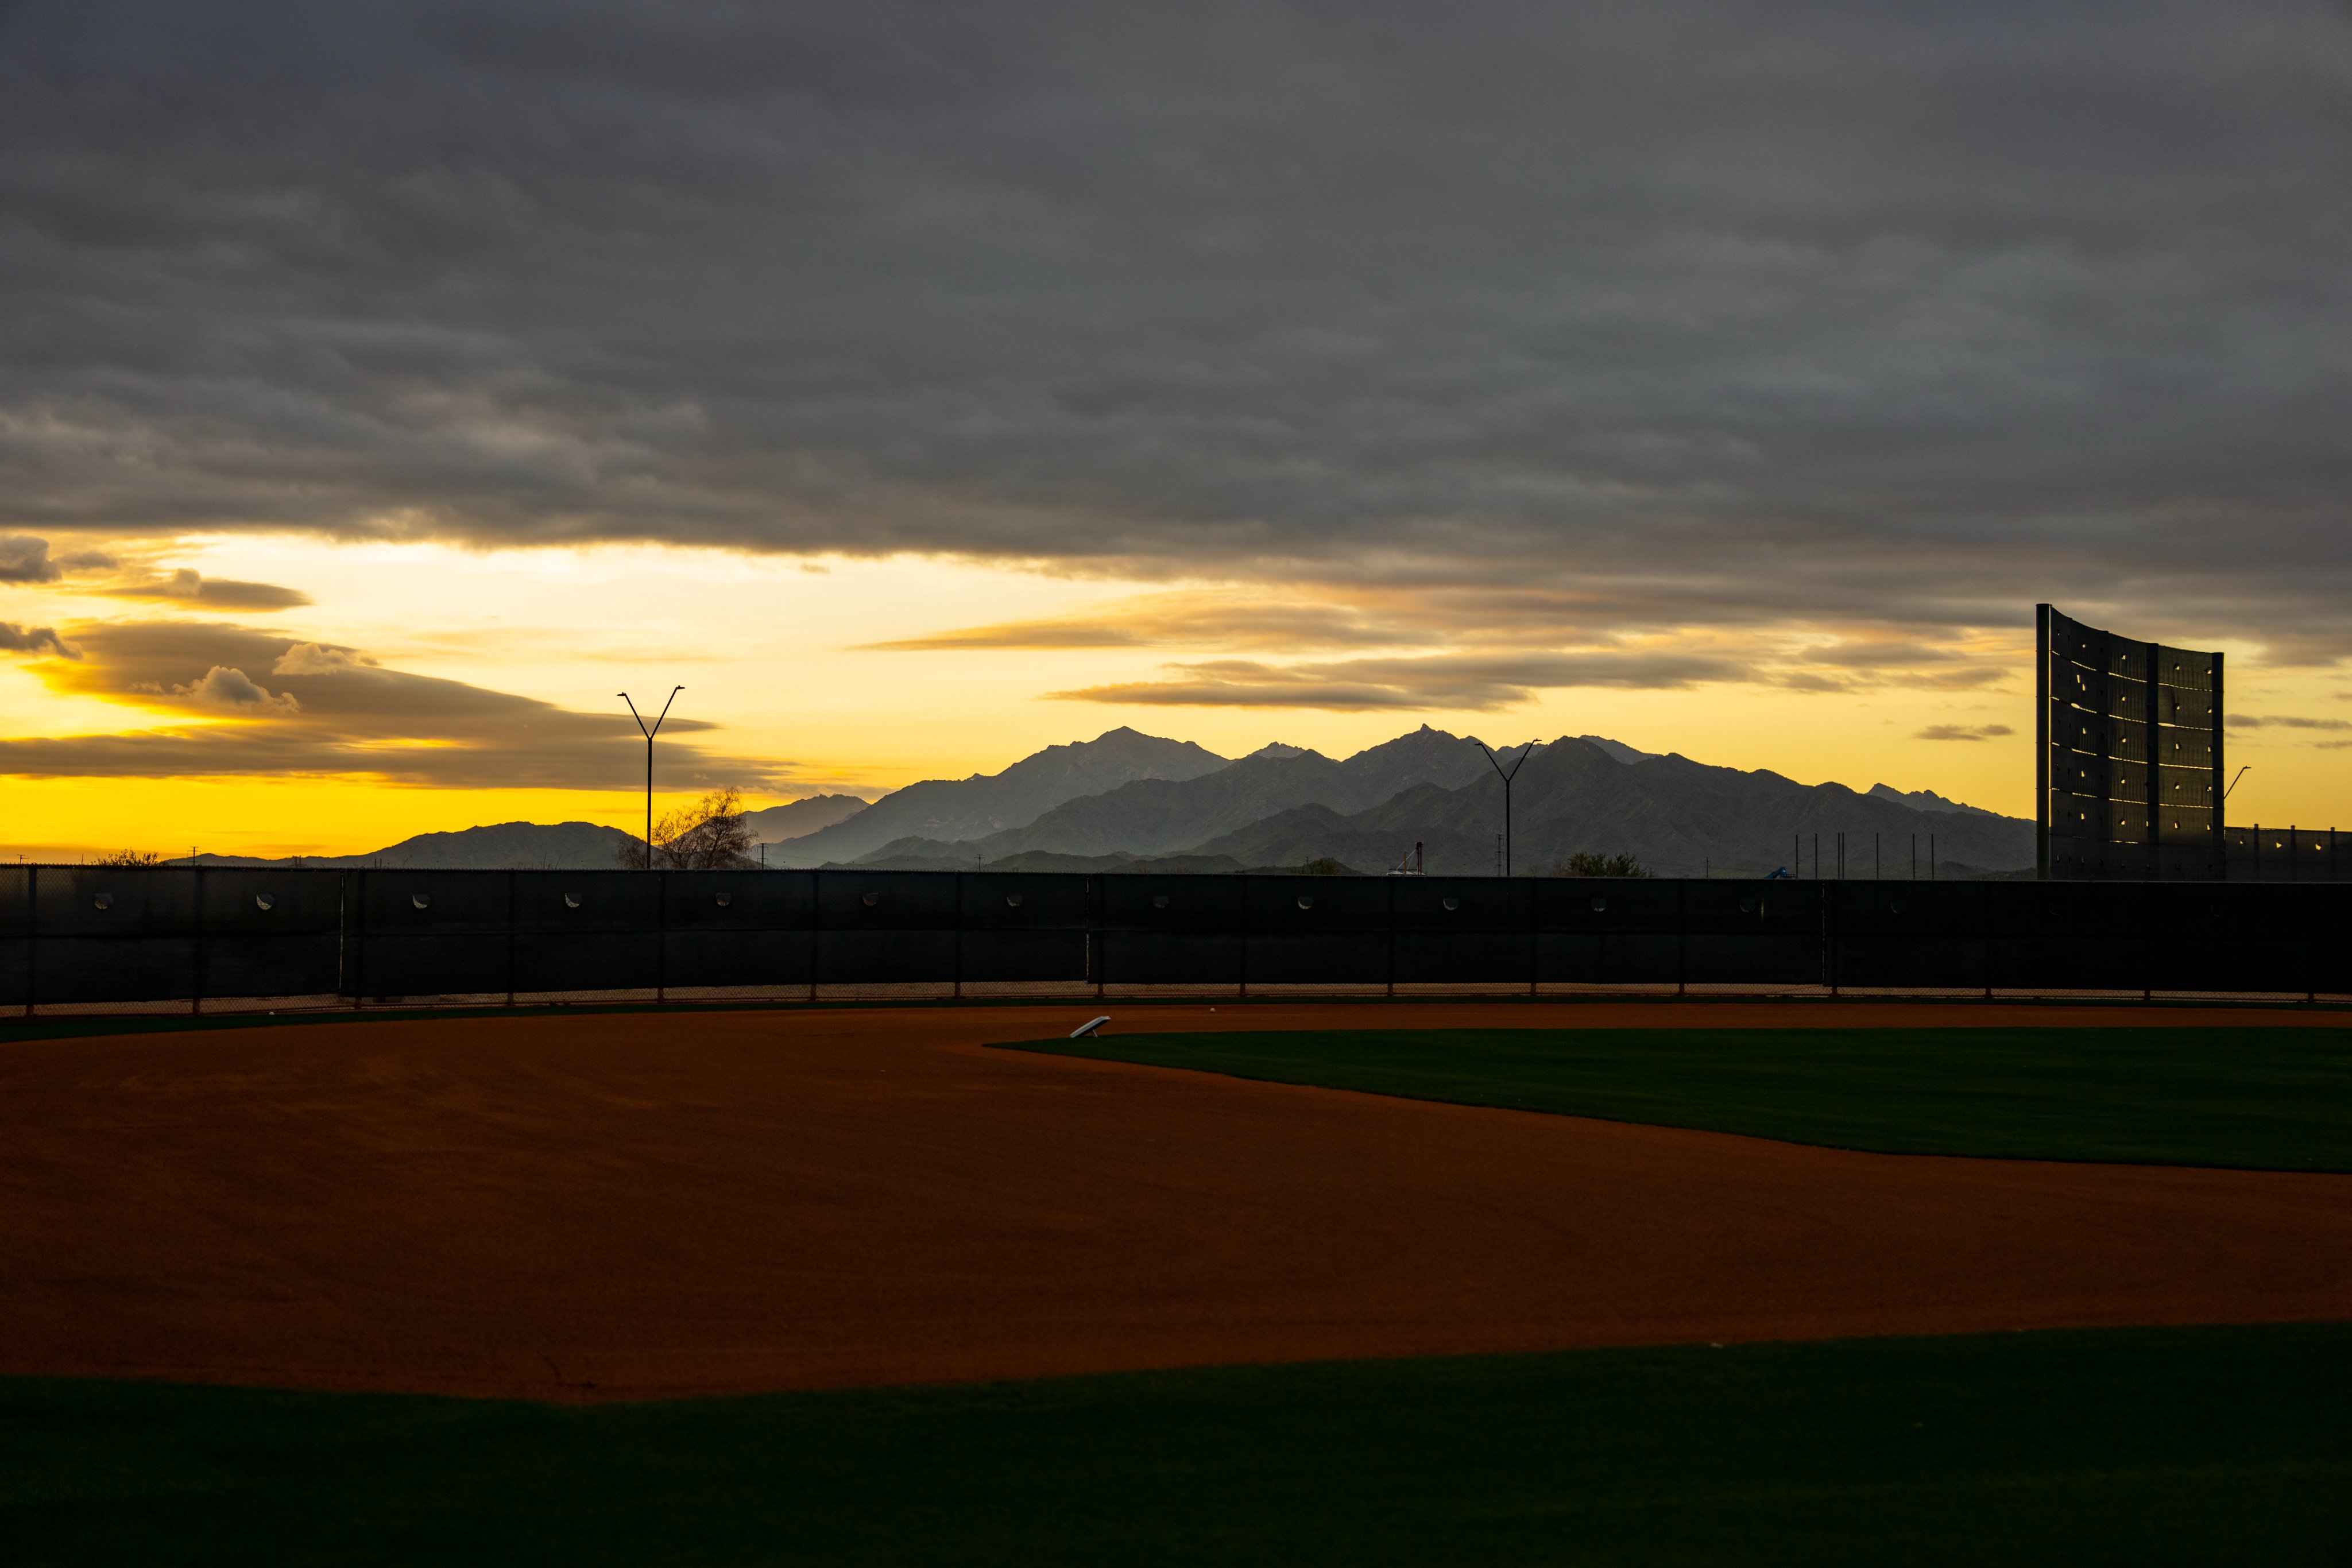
1475,739,1534,877
620,686,683,870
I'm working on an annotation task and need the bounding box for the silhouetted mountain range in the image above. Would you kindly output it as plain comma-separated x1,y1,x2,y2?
161,727,2030,877
866,725,1506,865
740,793,871,845
173,821,640,870
768,727,1229,866
1174,740,2030,877
837,727,2030,878
1865,783,2001,819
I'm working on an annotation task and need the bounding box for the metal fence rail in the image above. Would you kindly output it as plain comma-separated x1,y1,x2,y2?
4,866,2349,1013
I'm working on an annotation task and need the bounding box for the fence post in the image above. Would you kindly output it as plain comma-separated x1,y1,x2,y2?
1091,873,1105,1000
1385,875,1396,1000
191,864,205,1017
655,869,667,1004
807,870,819,1003
952,871,964,1001
1824,880,1838,997
1237,875,1249,1000
1984,880,1996,1000
23,864,35,1018
505,869,517,1007
351,869,367,1009
1676,876,1688,998
1527,876,1538,999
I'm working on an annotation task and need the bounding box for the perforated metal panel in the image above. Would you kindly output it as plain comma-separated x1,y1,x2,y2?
1239,876,1391,986
195,869,343,999
953,873,1090,983
349,870,518,999
1831,882,1989,989
509,870,663,994
0,865,24,1006
1098,876,1245,985
6,866,2347,1007
1392,877,1530,985
813,870,960,984
658,870,815,989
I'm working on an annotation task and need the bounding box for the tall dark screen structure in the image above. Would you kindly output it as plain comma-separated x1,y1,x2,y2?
2038,605,2225,880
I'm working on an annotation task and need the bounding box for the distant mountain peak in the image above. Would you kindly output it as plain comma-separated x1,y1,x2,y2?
1247,742,1311,759
766,727,1232,866
1867,783,2000,818
740,792,872,845
1577,735,1662,766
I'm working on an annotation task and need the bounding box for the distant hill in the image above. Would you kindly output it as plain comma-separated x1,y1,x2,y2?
1576,734,1662,765
768,727,1231,867
1867,783,2001,819
849,847,1252,874
741,793,872,845
1194,739,2034,877
893,725,1508,863
173,821,639,870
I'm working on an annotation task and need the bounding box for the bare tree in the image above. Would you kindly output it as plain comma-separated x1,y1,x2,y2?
617,787,758,870
94,849,167,868
1552,851,1653,878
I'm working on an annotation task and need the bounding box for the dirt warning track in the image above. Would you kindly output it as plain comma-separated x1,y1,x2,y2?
2,1002,2347,1401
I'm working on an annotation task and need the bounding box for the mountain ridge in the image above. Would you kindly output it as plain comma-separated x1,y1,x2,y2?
840,736,2035,878
741,793,871,845
768,727,1231,866
170,820,640,871
150,728,2034,876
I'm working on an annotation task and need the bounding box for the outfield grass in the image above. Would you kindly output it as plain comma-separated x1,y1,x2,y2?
1001,1027,2352,1170
2,1324,2347,1566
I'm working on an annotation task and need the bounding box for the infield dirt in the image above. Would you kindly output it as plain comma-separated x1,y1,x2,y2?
2,1000,2347,1401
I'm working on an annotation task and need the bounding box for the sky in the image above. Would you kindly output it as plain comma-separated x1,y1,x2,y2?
2,0,2349,858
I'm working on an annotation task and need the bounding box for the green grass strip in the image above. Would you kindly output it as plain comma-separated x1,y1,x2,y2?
1002,1027,2352,1170
3,1323,2349,1565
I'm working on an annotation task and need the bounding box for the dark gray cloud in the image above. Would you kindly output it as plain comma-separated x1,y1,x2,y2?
1051,650,1739,710
162,663,301,712
0,620,80,657
1915,723,2016,742
2,1,2349,656
102,567,313,609
0,535,60,582
2227,713,2352,730
5,619,782,787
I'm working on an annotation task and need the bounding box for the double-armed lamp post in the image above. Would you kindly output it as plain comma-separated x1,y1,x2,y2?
620,686,683,870
1476,739,1533,877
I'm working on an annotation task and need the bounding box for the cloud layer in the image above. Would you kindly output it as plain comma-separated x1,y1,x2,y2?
2,0,2349,662
103,568,312,609
0,620,80,659
3,620,782,788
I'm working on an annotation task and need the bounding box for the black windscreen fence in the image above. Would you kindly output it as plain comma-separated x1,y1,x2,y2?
2,867,2347,1010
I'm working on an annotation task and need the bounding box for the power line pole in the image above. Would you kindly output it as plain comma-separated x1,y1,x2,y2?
1475,740,1534,877
620,686,683,870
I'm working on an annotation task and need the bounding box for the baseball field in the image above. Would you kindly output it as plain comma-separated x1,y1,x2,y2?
2,998,2348,1562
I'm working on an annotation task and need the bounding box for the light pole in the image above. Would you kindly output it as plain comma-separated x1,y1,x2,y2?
1475,739,1533,877
621,686,683,869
